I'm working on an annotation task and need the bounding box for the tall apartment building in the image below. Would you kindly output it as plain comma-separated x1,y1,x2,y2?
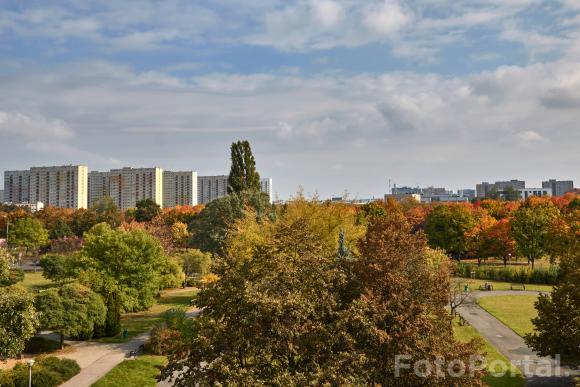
260,178,273,204
542,179,574,196
109,167,163,210
3,170,30,204
197,175,274,204
88,171,111,206
163,171,198,207
197,175,229,205
0,189,4,203
28,165,88,209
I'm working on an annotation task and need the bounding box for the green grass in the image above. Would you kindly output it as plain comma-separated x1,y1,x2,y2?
453,278,553,293
478,295,538,337
91,355,167,387
454,320,525,387
95,287,198,343
20,271,55,291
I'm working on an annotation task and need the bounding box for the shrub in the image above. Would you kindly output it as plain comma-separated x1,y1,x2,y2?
1,356,80,387
457,263,560,284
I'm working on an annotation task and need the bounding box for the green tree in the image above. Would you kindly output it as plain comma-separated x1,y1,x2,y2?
7,217,49,252
49,218,74,240
69,209,98,237
135,199,161,222
424,204,476,260
0,286,39,358
79,223,166,335
525,248,579,366
39,254,76,284
511,199,560,269
502,186,522,201
36,283,106,348
91,195,123,228
227,140,260,194
181,249,212,277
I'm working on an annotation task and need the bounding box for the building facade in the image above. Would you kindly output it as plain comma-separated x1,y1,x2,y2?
3,170,31,204
197,175,229,205
518,188,552,199
88,171,111,206
541,179,574,196
109,167,163,210
260,178,273,204
28,165,88,209
163,171,198,207
476,179,525,198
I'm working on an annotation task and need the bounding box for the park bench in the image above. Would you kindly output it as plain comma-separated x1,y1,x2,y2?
479,283,493,291
510,283,526,291
127,344,145,358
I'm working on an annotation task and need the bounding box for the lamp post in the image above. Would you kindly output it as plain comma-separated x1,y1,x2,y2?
26,359,35,387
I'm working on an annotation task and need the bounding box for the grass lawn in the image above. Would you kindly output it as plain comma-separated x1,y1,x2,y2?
454,320,525,387
453,278,553,293
478,295,538,337
91,355,167,387
20,271,55,291
95,287,198,343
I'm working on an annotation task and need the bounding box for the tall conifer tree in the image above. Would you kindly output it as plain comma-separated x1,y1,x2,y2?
227,140,260,194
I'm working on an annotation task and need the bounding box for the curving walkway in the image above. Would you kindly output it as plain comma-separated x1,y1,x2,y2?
456,290,578,387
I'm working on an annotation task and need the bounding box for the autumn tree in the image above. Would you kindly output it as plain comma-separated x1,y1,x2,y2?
525,248,579,367
171,222,190,249
135,199,161,222
227,140,260,194
511,198,560,268
36,283,106,348
424,204,476,260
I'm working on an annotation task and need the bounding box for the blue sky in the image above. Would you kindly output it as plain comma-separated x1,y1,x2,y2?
1,0,579,199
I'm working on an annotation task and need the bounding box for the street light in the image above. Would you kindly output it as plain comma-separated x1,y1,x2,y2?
26,359,35,387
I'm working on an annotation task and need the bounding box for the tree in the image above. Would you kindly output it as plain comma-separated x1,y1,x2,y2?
39,254,76,284
91,196,123,228
69,209,98,237
135,199,161,222
424,204,476,260
511,199,560,269
49,218,74,240
7,217,49,252
36,283,106,348
502,186,521,201
0,286,39,359
79,223,166,335
171,221,190,248
181,249,212,277
227,140,260,194
525,248,579,367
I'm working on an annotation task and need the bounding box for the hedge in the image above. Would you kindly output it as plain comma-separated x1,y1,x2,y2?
456,263,560,285
0,356,80,387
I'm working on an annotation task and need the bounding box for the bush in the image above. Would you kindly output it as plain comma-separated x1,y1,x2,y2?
0,356,80,387
1,268,25,286
457,263,560,284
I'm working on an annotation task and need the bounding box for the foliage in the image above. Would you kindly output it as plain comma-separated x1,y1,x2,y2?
456,263,560,285
0,286,39,359
189,191,272,256
511,198,561,268
7,217,49,251
49,218,74,240
163,199,482,386
36,283,106,347
69,209,98,237
181,249,212,277
227,140,260,194
47,236,83,254
39,254,76,284
91,195,123,228
135,199,161,222
0,356,80,387
425,204,476,259
78,223,167,336
147,308,194,356
161,205,204,226
171,221,190,248
525,248,580,367
159,257,186,289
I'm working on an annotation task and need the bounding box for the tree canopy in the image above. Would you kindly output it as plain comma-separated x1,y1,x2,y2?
0,286,39,359
424,204,476,260
227,140,260,194
135,199,162,222
7,217,49,251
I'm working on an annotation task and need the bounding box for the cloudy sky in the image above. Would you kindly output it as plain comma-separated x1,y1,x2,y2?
1,0,579,199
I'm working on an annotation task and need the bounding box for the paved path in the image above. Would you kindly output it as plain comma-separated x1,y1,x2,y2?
456,290,577,387
58,333,149,387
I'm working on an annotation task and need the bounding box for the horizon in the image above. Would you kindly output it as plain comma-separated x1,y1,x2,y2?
1,1,579,199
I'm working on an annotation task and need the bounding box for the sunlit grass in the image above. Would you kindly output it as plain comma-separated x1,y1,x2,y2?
91,355,167,387
478,295,538,337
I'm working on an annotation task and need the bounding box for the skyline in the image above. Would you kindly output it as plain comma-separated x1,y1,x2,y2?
1,1,579,198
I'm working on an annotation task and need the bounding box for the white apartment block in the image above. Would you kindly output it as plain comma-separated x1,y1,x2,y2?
163,171,198,207
109,167,163,210
197,175,273,204
29,165,88,209
3,170,30,204
88,171,111,206
518,188,552,200
260,178,273,204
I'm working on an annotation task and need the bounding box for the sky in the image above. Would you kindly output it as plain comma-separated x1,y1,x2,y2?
0,0,579,200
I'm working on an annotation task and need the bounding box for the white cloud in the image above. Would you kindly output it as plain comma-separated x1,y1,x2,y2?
311,0,344,28
0,111,74,139
364,1,412,36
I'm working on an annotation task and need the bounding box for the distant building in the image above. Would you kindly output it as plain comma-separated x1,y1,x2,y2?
0,189,4,203
476,179,525,199
13,201,44,212
4,170,31,204
541,179,574,196
457,189,476,199
163,171,198,207
260,178,273,204
29,165,88,209
518,188,552,200
385,193,422,203
88,171,111,206
422,186,450,196
109,167,163,210
426,195,469,203
392,186,421,195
